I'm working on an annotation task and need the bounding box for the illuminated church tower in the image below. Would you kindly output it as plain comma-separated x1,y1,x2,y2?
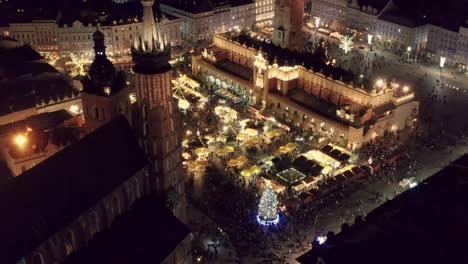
132,0,185,220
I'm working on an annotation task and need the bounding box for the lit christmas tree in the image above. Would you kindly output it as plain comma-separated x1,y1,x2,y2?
339,35,354,54
257,182,279,225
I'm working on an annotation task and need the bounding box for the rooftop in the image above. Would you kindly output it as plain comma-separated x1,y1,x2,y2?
298,153,468,264
228,33,356,83
0,45,78,116
287,89,360,127
0,117,147,264
0,110,73,137
276,168,307,186
215,59,253,81
64,194,190,264
378,10,424,28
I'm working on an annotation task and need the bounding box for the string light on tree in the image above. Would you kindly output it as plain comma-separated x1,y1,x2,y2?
339,35,354,54
257,181,279,225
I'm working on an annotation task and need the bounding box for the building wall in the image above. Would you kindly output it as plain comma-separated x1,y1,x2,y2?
160,1,256,42
255,0,275,27
3,18,181,59
81,88,132,132
17,168,151,264
309,0,468,66
134,68,186,221
7,20,58,52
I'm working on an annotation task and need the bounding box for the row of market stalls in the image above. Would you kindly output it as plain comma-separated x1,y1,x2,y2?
263,142,362,195
215,89,242,104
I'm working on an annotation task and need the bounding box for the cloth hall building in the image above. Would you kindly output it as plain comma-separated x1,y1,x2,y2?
192,33,419,149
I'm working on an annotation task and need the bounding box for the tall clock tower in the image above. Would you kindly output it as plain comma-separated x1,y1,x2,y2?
132,0,186,221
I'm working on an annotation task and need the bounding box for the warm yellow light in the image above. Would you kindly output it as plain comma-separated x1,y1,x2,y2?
376,79,384,87
403,86,410,93
14,134,27,148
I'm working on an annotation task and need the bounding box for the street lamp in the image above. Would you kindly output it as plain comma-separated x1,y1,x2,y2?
367,34,373,45
14,134,27,148
376,79,384,88
315,17,320,28
406,46,412,62
440,56,446,68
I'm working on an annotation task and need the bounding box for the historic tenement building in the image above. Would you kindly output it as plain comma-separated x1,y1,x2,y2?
160,0,256,41
0,11,182,60
192,34,419,149
310,0,468,69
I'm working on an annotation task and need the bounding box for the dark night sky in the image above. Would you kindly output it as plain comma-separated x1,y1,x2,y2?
1,0,467,29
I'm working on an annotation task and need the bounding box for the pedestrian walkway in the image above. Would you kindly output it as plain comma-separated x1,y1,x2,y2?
187,206,239,263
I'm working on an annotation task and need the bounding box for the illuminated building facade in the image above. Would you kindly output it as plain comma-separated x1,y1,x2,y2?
255,0,275,27
193,34,419,149
56,17,181,59
0,16,181,59
272,0,304,50
160,0,255,41
309,0,468,68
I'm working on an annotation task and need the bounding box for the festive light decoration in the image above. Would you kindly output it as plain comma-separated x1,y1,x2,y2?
257,182,279,225
339,35,354,54
65,54,90,77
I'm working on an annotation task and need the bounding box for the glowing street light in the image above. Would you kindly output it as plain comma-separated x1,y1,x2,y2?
317,236,327,245
440,56,446,68
14,134,27,148
407,46,412,52
403,86,410,93
375,79,384,87
315,17,320,28
367,34,373,45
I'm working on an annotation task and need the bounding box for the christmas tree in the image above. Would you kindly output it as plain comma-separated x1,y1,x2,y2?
257,182,279,225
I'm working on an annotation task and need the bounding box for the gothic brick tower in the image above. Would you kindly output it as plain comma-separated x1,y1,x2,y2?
272,0,304,51
131,0,186,221
81,29,131,132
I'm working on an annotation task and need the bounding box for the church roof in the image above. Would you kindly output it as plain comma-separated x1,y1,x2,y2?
0,117,148,264
63,194,190,264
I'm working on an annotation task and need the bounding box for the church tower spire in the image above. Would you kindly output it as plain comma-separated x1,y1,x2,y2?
93,29,107,58
132,0,185,222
